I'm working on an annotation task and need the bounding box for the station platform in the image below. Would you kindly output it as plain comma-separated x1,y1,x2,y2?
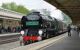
11,30,80,50
42,30,80,50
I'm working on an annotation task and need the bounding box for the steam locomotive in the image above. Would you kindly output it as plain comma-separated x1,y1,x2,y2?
20,11,67,45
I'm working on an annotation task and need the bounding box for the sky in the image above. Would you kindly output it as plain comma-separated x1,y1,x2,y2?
0,0,56,10
0,0,63,20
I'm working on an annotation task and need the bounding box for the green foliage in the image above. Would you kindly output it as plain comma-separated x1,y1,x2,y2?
1,2,29,14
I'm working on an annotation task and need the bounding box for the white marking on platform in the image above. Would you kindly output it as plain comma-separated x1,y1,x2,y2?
0,33,19,37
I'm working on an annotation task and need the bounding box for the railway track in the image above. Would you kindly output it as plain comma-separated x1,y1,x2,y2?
0,34,20,45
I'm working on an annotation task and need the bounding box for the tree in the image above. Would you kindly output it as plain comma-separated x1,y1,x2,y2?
16,5,29,14
1,2,29,14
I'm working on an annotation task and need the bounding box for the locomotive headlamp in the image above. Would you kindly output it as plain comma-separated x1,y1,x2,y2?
20,30,24,35
38,30,43,36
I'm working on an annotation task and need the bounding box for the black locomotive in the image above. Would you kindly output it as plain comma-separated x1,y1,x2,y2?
20,11,67,45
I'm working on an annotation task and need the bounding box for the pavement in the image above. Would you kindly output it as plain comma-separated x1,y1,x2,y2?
41,30,80,50
0,41,20,50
